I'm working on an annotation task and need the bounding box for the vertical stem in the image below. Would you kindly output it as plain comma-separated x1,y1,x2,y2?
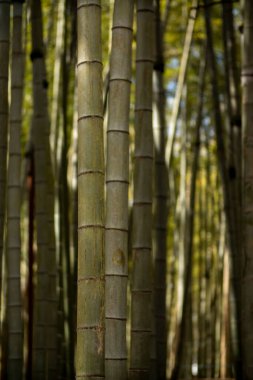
203,2,242,374
7,2,25,378
31,0,57,377
198,162,207,378
241,0,253,379
105,1,134,379
129,1,154,378
171,54,206,380
165,0,198,169
0,0,10,321
26,148,35,380
76,1,105,378
153,0,169,377
31,2,49,377
50,0,65,171
220,216,232,378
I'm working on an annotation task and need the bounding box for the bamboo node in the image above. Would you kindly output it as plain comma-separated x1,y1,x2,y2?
78,114,103,122
112,25,133,32
107,129,129,135
77,3,101,11
77,59,102,67
109,77,131,84
78,224,104,230
78,169,104,177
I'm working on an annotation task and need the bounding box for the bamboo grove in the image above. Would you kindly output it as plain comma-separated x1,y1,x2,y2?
0,0,251,379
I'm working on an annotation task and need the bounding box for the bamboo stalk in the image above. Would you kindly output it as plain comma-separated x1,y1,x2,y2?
0,0,10,321
31,0,57,377
76,1,105,378
165,0,198,169
50,0,65,172
203,4,242,376
153,1,169,377
6,2,25,378
171,54,206,380
241,0,253,378
129,1,154,378
105,1,134,379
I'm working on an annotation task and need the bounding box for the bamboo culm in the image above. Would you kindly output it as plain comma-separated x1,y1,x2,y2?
105,1,134,379
129,1,154,379
0,0,10,319
6,2,25,378
241,0,253,379
76,1,105,378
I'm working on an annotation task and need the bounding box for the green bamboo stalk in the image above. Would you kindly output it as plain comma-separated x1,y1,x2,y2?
219,214,232,378
153,1,169,377
0,0,10,319
31,0,57,377
76,1,105,378
241,0,253,379
222,3,242,320
46,145,58,379
105,1,134,379
50,0,65,171
197,163,207,378
171,55,206,380
65,81,78,380
165,0,198,169
203,2,244,377
6,2,25,378
204,132,213,378
129,1,154,378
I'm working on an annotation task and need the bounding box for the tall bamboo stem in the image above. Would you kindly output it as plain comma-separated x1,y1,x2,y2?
105,1,133,379
203,2,242,375
153,0,169,377
6,2,25,378
165,0,198,169
129,1,154,378
241,0,253,378
31,0,57,377
0,0,10,320
76,1,105,378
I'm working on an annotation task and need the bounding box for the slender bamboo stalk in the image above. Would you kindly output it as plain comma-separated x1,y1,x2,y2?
105,1,133,379
153,0,169,377
204,132,213,378
0,0,10,319
46,150,58,380
6,2,25,378
198,163,207,378
76,1,105,378
222,1,242,308
203,3,242,376
55,9,76,374
65,76,78,380
241,0,253,379
171,55,206,380
129,1,154,378
165,0,198,169
50,0,65,171
26,148,35,380
31,0,57,377
220,216,232,378
175,86,188,371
